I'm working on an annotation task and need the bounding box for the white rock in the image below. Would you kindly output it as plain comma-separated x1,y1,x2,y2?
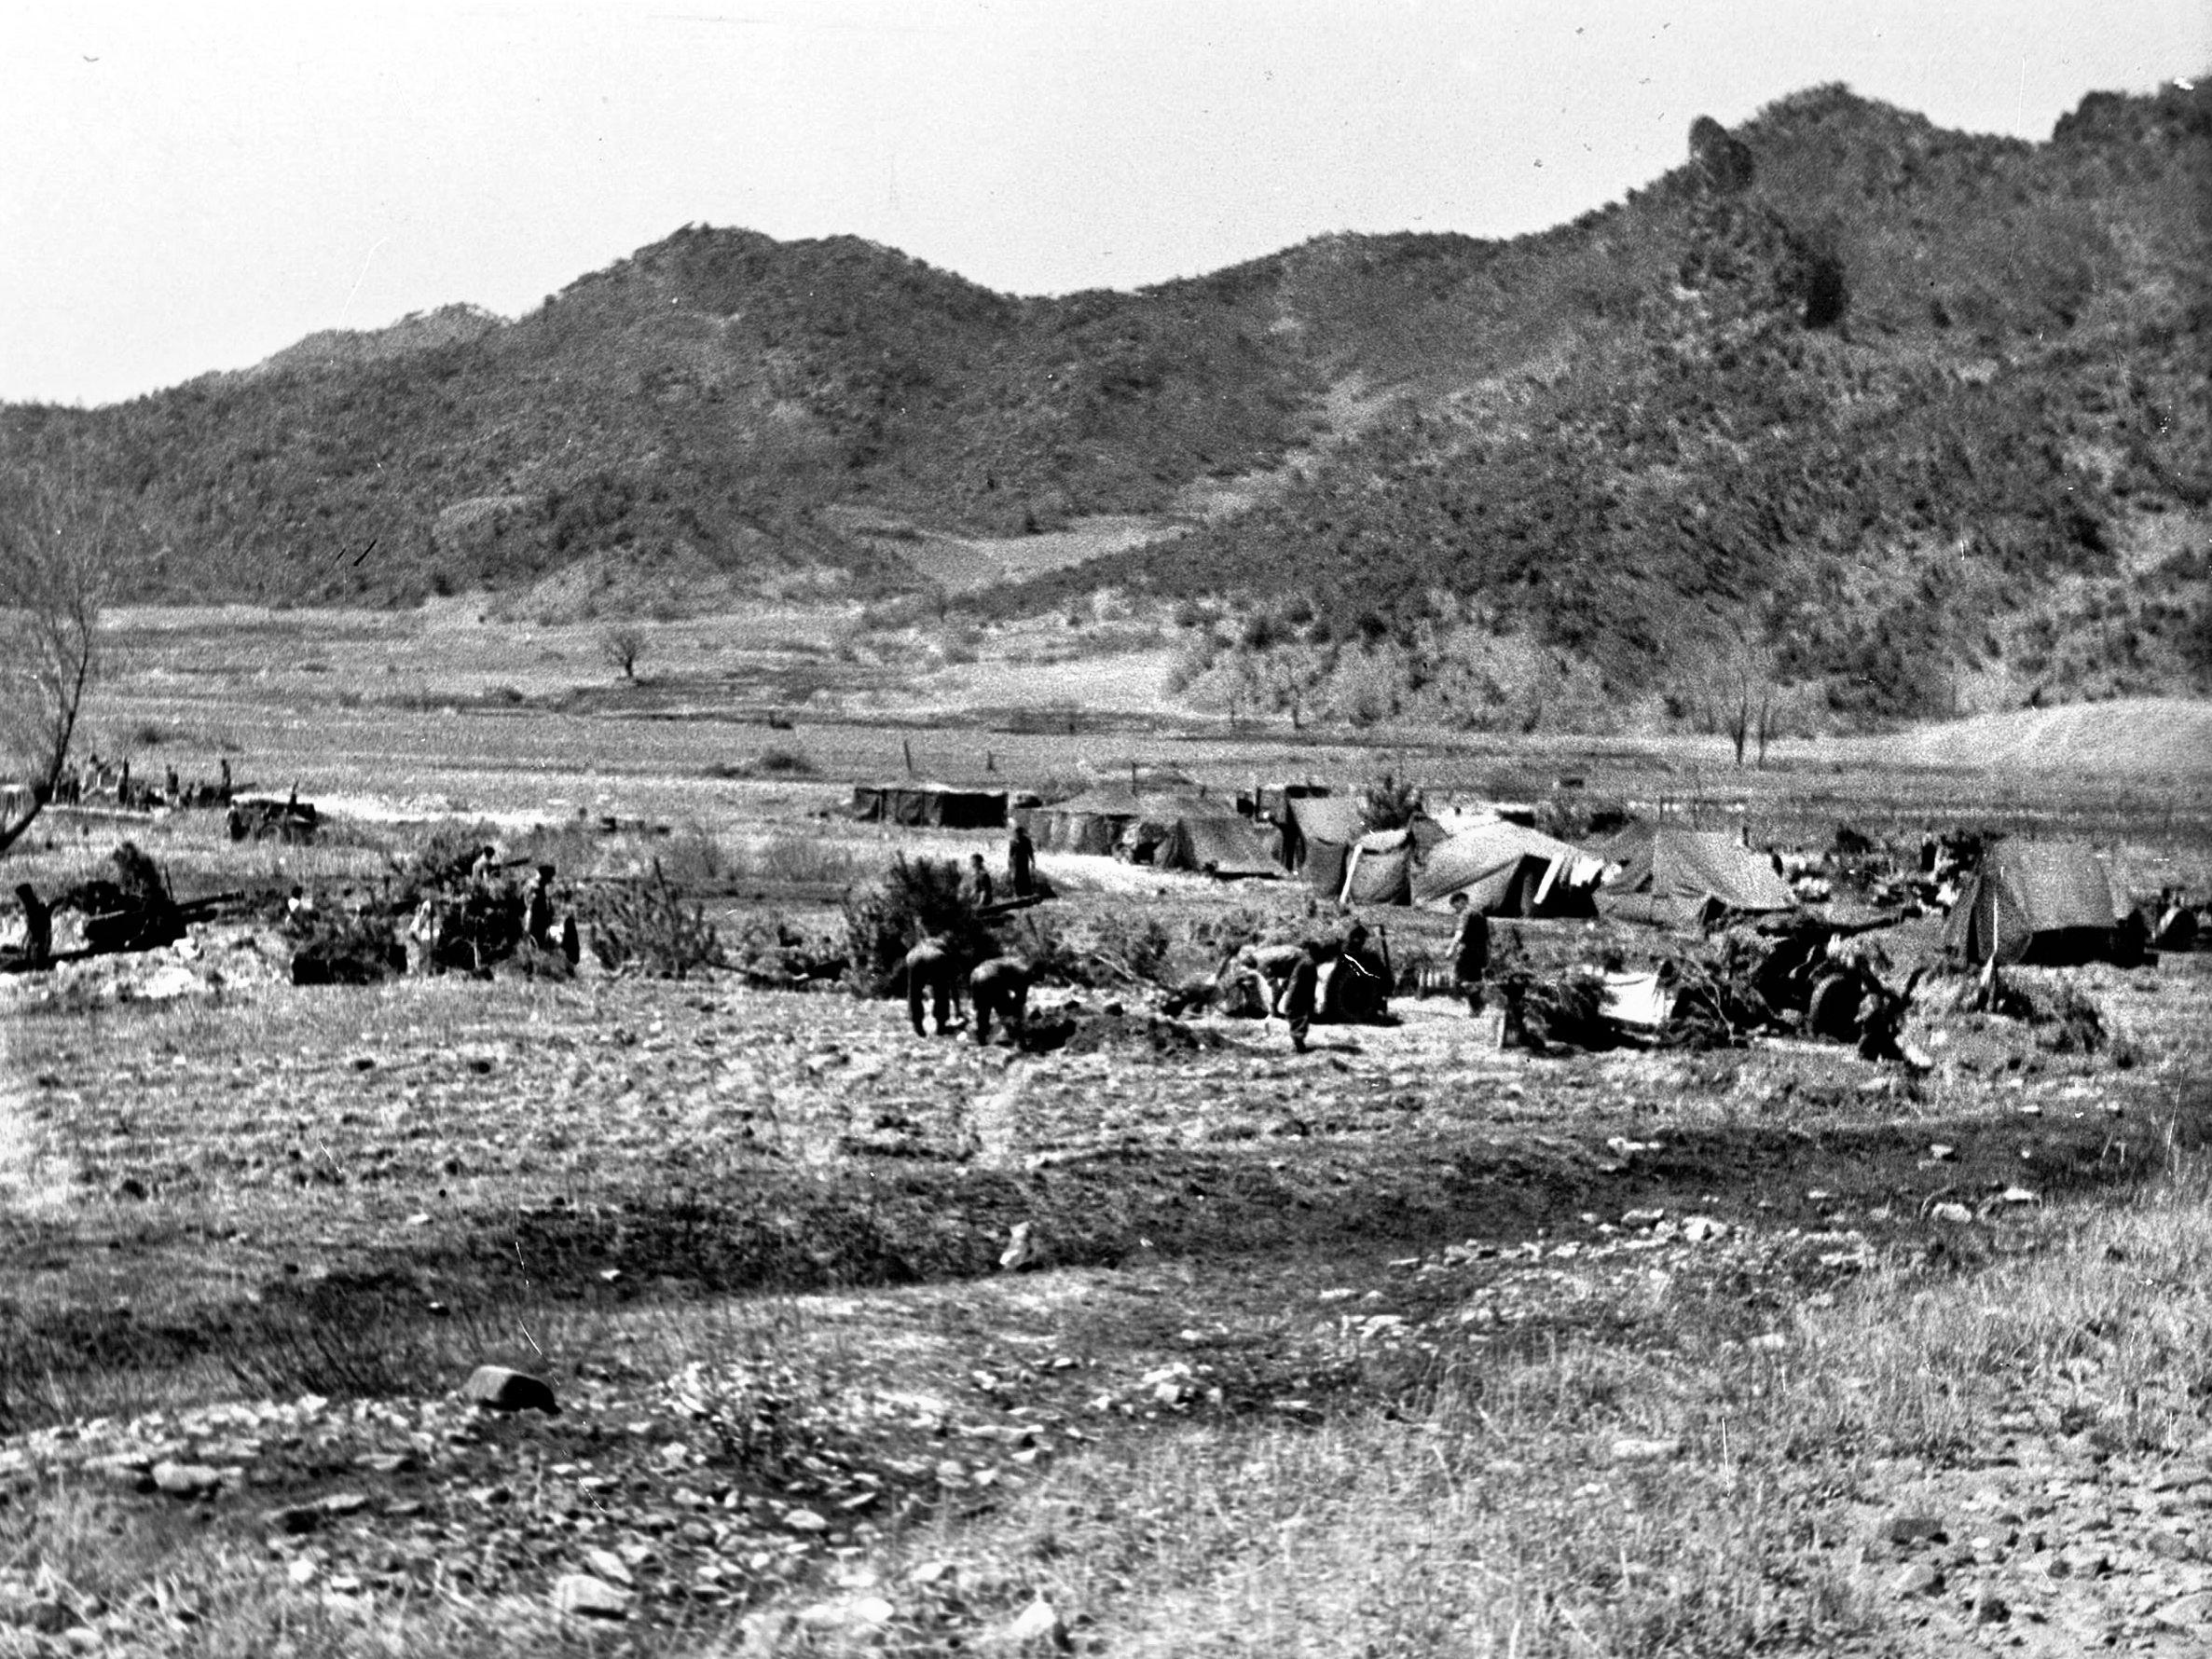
999,1596,1070,1649
552,1573,630,1619
584,1547,633,1587
1682,1215,1728,1243
1609,1435,1683,1463
1930,1201,1974,1225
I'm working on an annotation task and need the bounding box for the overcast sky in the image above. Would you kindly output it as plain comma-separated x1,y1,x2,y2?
3,0,2204,407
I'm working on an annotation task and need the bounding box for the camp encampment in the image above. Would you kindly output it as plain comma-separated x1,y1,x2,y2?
850,784,1009,829
1600,828,1796,928
1943,840,2133,965
1413,819,1592,915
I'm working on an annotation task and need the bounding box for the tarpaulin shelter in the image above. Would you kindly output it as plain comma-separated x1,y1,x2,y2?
850,783,1008,830
1283,795,1364,873
1943,840,2130,966
1413,820,1589,915
1600,828,1795,929
1159,809,1282,878
1023,788,1170,855
1340,828,1415,906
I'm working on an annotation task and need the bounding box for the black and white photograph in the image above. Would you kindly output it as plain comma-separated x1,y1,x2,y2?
3,2,2209,1651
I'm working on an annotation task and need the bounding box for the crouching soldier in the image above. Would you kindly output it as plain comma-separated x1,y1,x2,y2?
903,935,963,1036
969,955,1032,1046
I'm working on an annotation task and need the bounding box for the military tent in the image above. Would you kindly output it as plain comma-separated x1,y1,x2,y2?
1600,828,1795,928
850,783,1008,829
1340,828,1415,906
1943,841,2131,966
1272,795,1358,893
1159,809,1282,878
1414,820,1589,915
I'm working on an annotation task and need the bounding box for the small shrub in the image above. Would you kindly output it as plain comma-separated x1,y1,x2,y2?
841,855,996,995
756,745,817,776
583,859,723,979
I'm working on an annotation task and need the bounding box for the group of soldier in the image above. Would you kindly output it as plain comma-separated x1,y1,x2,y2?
48,754,234,814
405,854,579,977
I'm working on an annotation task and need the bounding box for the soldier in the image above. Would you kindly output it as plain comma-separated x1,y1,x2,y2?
1215,945,1272,1018
407,897,446,975
165,765,180,804
903,934,962,1037
1446,891,1491,1014
961,853,996,909
969,955,1033,1046
14,884,50,967
524,864,557,949
1282,938,1327,1053
219,758,233,802
1008,824,1037,899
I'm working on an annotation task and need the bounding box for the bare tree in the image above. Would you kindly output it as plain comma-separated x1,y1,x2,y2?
1678,626,1778,769
602,624,646,683
1,474,121,857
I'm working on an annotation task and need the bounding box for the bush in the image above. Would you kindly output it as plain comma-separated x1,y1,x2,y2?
583,860,723,979
841,855,996,995
756,745,817,776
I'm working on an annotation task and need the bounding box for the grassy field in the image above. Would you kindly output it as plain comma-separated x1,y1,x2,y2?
4,607,2212,1655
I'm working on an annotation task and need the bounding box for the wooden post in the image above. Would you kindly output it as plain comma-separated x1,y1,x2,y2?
903,737,915,777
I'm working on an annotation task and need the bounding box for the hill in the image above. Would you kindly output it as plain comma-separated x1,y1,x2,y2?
2,80,2205,723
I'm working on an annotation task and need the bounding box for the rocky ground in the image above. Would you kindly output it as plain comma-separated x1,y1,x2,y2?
1,924,2207,1653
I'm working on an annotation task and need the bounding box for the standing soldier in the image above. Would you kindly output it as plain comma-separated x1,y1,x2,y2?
1008,823,1037,900
903,934,962,1037
961,853,996,910
1283,939,1326,1054
407,897,446,976
14,884,51,967
524,864,557,950
969,955,1033,1046
1446,891,1491,1014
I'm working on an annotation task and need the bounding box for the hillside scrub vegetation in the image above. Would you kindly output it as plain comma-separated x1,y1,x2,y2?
1,82,2205,726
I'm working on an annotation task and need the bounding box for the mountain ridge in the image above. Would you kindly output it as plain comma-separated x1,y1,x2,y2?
3,78,2205,725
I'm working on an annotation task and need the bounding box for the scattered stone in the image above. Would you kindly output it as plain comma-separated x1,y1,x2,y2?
783,1508,830,1533
264,1504,322,1536
2153,1592,2212,1631
1681,1215,1728,1243
552,1573,631,1620
1000,1222,1037,1271
1884,1515,1949,1547
999,1595,1071,1650
150,1460,223,1499
1973,1586,2011,1624
1929,1201,1975,1226
460,1364,558,1415
584,1548,634,1587
1890,1562,1944,1597
319,1491,369,1516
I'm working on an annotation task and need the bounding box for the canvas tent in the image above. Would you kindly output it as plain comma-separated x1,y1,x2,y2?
1282,795,1365,880
1943,841,2130,966
1413,820,1589,915
850,783,1008,830
1158,808,1281,878
1600,828,1795,929
1021,788,1179,855
1340,827,1415,906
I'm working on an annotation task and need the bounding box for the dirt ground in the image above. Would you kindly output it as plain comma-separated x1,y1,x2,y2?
5,607,2212,1653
